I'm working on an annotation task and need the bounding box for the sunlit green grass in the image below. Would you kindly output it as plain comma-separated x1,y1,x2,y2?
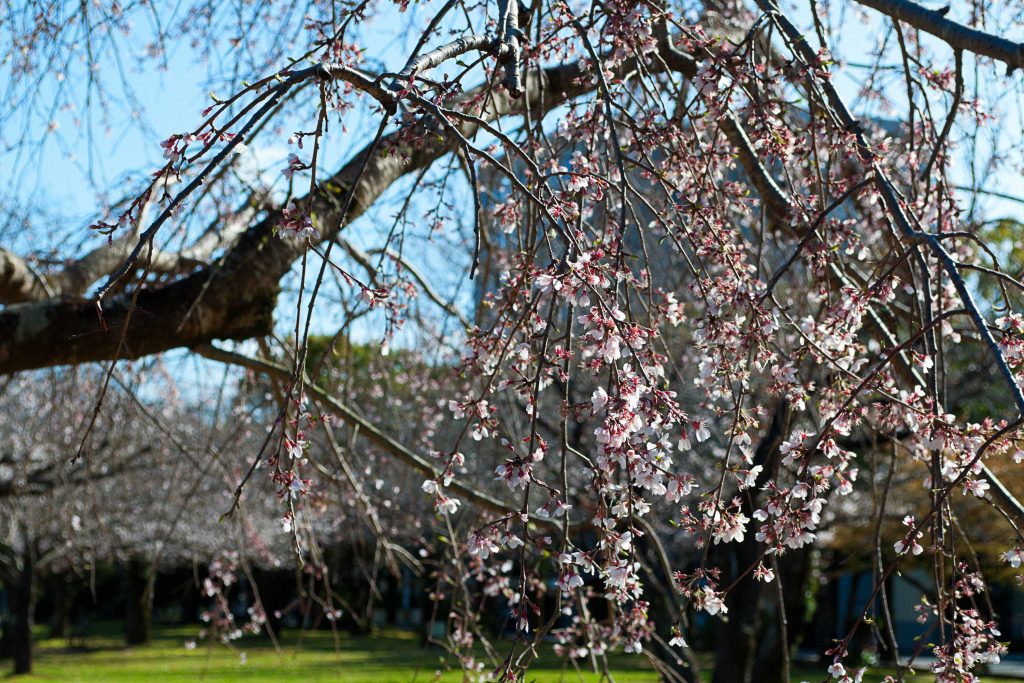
20,624,658,682
5,622,1012,681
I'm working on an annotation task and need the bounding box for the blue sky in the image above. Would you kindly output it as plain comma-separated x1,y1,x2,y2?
1,0,1022,346
0,2,451,239
3,1,1020,229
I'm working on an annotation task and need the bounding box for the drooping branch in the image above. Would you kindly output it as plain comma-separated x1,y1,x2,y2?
759,0,1024,417
337,238,471,328
94,63,396,302
0,37,699,374
726,2,1024,532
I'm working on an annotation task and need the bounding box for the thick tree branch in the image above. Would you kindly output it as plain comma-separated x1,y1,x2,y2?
0,268,276,372
0,249,51,304
394,35,496,85
854,0,1024,73
0,190,266,305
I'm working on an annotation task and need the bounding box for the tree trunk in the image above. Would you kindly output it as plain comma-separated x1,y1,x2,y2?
10,545,37,675
48,572,73,640
124,559,154,645
711,402,791,683
383,573,399,626
752,548,812,683
180,573,201,625
634,525,699,683
711,543,762,683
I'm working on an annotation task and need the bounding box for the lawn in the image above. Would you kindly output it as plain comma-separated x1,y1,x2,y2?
17,624,657,683
6,623,1014,682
